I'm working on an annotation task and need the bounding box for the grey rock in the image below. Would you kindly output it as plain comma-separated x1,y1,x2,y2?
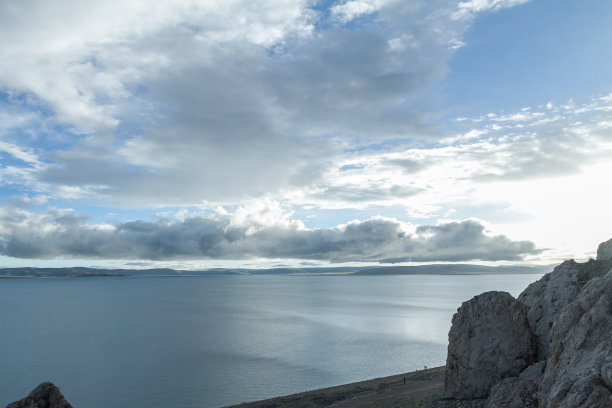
484,377,538,408
538,269,612,408
597,237,612,261
443,291,536,399
482,361,546,407
6,382,72,408
517,260,582,361
518,360,546,382
443,238,612,407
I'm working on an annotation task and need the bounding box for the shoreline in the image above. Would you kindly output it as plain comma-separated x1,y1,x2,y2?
224,366,446,408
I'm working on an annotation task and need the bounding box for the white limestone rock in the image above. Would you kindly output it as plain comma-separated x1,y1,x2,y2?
443,291,537,399
596,237,612,261
537,269,612,408
517,260,581,361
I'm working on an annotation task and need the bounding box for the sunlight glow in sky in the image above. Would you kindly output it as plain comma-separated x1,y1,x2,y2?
0,0,611,269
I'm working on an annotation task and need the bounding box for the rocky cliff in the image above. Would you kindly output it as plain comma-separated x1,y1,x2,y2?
443,238,612,407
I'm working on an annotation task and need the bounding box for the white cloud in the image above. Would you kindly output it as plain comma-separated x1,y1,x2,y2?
0,0,501,206
331,0,389,23
0,141,39,164
0,0,315,135
448,38,466,49
6,0,597,265
455,0,530,17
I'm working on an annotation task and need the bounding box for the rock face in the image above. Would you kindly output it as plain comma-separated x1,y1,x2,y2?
597,237,612,260
484,377,537,408
443,291,536,398
538,268,612,408
483,361,546,408
443,237,612,407
6,382,73,408
517,260,581,361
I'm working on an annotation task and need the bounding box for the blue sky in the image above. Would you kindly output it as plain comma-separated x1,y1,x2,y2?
0,0,611,269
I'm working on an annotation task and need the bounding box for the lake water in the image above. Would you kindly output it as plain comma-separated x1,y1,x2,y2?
0,274,542,407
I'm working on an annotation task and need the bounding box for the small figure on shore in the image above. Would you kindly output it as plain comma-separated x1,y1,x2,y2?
403,377,406,385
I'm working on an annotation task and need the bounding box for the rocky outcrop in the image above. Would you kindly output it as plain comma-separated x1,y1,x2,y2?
6,382,73,408
538,268,612,408
484,377,537,408
443,237,612,407
483,361,546,408
443,291,536,398
517,260,581,361
597,237,612,260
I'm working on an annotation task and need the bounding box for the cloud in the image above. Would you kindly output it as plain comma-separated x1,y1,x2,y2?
278,93,612,218
447,96,612,182
307,183,423,208
455,0,530,16
0,0,503,206
0,202,539,262
0,141,39,165
385,158,428,174
330,0,387,23
0,0,315,134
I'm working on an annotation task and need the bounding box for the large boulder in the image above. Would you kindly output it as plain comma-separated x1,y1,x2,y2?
517,260,582,361
6,382,73,408
444,291,537,399
596,237,612,260
537,269,612,408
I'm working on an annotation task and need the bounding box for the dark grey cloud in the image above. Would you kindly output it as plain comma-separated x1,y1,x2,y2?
262,30,434,138
0,205,540,262
312,183,423,203
386,158,428,174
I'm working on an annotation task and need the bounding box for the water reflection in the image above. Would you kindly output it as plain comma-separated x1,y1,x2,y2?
0,274,541,408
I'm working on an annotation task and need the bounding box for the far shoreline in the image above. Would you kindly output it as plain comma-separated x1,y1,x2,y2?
0,263,551,279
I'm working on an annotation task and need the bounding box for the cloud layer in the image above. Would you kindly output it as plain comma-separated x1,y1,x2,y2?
0,202,538,262
3,1,611,264
0,0,515,205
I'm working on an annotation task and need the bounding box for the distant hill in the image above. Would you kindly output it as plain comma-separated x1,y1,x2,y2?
0,264,551,278
354,264,552,275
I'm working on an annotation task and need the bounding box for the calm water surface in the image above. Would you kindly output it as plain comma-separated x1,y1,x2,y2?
0,274,541,407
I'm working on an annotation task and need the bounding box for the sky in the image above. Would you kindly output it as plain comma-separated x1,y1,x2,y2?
0,0,611,269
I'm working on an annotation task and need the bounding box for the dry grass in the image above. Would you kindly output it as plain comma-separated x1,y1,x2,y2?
224,366,446,408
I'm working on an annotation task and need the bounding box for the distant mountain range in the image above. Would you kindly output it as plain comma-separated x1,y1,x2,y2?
0,264,553,278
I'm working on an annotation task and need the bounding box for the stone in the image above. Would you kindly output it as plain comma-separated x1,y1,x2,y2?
6,382,73,408
537,269,612,408
518,360,546,382
484,377,538,408
517,260,582,361
443,238,612,407
596,237,612,261
443,291,536,399
482,360,546,407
